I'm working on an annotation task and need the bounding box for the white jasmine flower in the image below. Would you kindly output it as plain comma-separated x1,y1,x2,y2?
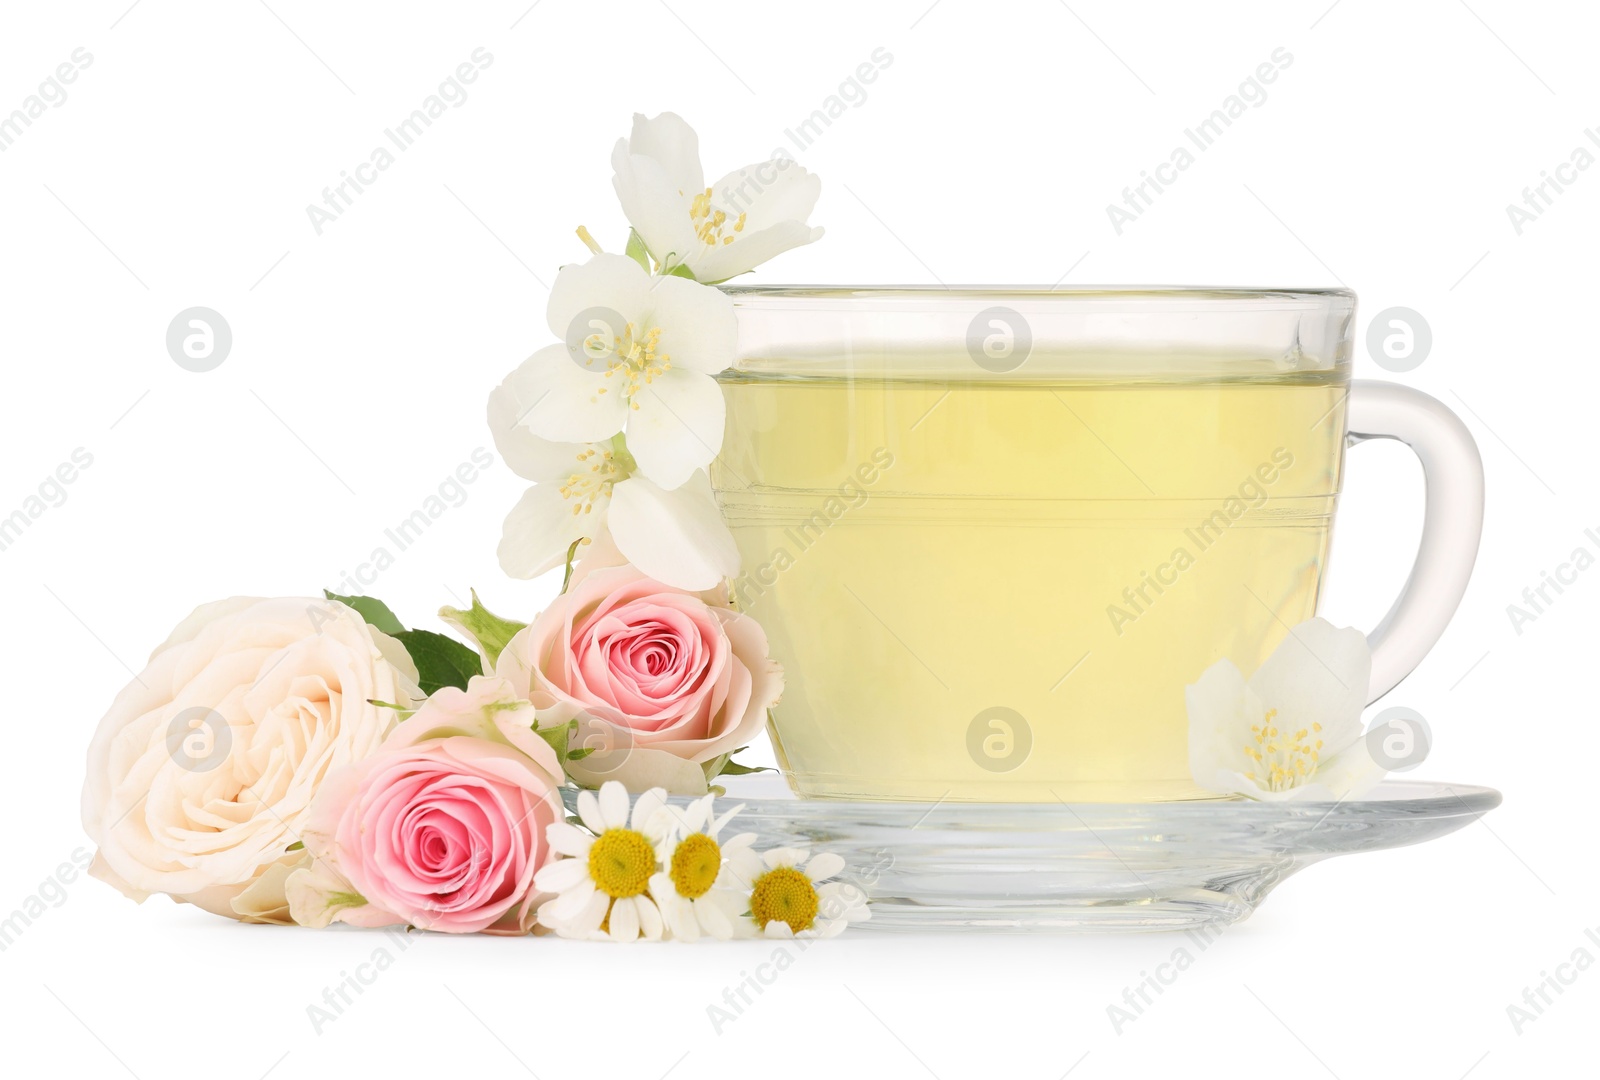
648,794,761,942
506,253,735,490
611,111,824,284
1186,617,1390,801
734,846,870,940
533,782,674,941
489,368,738,590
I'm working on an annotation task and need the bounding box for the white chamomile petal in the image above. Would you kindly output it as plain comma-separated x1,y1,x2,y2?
542,878,597,922
693,895,734,941
546,822,595,858
606,472,739,591
651,882,699,943
674,908,704,943
533,858,590,893
630,787,672,838
628,368,725,489
679,794,714,834
597,781,631,831
804,852,846,883
607,896,639,942
561,890,609,938
637,895,665,941
647,871,677,907
762,846,806,871
724,843,764,887
818,880,869,915
710,804,745,838
576,788,607,835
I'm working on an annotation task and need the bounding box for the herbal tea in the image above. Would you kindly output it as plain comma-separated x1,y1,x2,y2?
712,371,1347,801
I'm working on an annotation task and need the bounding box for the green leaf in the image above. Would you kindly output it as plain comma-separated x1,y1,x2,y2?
323,589,405,636
438,589,526,668
624,228,652,272
394,628,483,695
533,717,597,771
560,539,583,594
716,757,773,776
285,841,304,852
664,261,696,279
702,748,773,780
533,718,575,760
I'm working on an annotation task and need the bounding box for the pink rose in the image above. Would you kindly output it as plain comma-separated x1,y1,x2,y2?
497,542,782,794
286,676,563,934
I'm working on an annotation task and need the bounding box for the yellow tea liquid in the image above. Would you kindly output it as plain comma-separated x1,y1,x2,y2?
712,370,1347,801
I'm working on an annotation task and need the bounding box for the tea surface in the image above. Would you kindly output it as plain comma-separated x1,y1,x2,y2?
713,372,1347,801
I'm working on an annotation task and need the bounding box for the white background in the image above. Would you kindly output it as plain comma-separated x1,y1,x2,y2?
1,1,1594,1077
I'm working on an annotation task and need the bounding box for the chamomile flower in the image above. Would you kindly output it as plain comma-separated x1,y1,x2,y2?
736,847,871,939
648,794,761,942
534,782,674,941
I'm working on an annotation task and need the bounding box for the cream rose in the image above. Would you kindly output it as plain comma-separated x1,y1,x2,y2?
81,597,420,921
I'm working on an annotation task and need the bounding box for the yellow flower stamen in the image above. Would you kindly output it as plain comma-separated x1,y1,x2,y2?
1241,707,1324,793
575,225,603,255
669,833,722,900
556,447,622,516
688,188,745,248
582,321,673,406
749,866,819,935
588,829,655,899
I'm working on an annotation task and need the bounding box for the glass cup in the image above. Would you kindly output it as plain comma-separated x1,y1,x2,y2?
710,288,1483,802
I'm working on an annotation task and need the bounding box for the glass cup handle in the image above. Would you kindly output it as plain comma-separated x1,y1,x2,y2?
1344,380,1485,704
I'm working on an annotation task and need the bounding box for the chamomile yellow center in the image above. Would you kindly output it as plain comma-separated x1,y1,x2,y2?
1241,708,1325,793
584,321,671,408
557,447,623,517
749,866,819,934
588,828,655,898
689,187,747,248
669,833,722,899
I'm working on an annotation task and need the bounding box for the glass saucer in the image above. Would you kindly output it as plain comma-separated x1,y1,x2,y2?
649,776,1501,933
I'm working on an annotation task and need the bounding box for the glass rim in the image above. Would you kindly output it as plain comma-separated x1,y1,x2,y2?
723,284,1357,377
721,284,1356,304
